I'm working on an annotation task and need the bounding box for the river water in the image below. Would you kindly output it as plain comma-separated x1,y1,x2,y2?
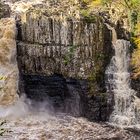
105,40,137,126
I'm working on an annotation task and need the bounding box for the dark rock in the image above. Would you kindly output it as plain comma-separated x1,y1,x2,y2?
3,114,140,140
132,78,140,98
16,7,113,121
0,2,10,18
115,20,130,40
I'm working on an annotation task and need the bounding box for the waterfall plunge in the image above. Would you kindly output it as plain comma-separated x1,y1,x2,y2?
0,18,29,117
0,0,46,118
106,39,138,126
0,18,19,105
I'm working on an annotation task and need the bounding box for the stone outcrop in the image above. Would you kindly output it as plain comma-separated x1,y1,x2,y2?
17,6,113,121
17,11,112,79
0,2,10,18
132,78,140,98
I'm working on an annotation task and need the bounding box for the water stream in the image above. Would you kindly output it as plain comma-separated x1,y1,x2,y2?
0,18,18,106
105,24,138,126
106,40,137,126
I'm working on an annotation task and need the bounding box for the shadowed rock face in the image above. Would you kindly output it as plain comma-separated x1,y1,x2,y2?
0,3,10,18
17,8,113,121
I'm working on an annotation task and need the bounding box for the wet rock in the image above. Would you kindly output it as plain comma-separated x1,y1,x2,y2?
1,114,140,140
132,78,140,98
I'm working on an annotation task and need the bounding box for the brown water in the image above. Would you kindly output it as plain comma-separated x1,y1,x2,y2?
0,18,18,106
0,113,138,140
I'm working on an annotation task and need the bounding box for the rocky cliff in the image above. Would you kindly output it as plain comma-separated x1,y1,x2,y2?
16,4,114,121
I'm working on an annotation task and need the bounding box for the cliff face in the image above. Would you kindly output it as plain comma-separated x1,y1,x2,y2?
17,11,112,79
17,7,113,121
0,3,10,18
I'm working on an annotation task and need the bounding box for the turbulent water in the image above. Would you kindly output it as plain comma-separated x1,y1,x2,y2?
0,0,44,106
105,39,138,126
0,0,48,109
0,18,19,106
1,113,139,140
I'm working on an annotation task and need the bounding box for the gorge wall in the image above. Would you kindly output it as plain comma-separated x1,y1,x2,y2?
1,0,140,124
16,6,113,121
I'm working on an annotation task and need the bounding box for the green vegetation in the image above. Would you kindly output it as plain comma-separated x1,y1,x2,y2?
80,0,106,17
88,49,105,96
80,0,140,78
124,0,140,78
63,45,78,65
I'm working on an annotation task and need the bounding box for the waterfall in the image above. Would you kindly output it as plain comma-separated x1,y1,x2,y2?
0,0,46,118
0,18,19,105
105,25,137,126
0,17,30,117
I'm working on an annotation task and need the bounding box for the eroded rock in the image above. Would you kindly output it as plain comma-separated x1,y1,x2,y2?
16,4,113,121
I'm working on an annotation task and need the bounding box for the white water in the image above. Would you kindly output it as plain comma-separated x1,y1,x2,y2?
0,0,45,112
105,39,138,126
0,18,19,106
0,0,40,110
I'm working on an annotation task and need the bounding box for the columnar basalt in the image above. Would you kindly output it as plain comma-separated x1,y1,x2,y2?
16,6,113,120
